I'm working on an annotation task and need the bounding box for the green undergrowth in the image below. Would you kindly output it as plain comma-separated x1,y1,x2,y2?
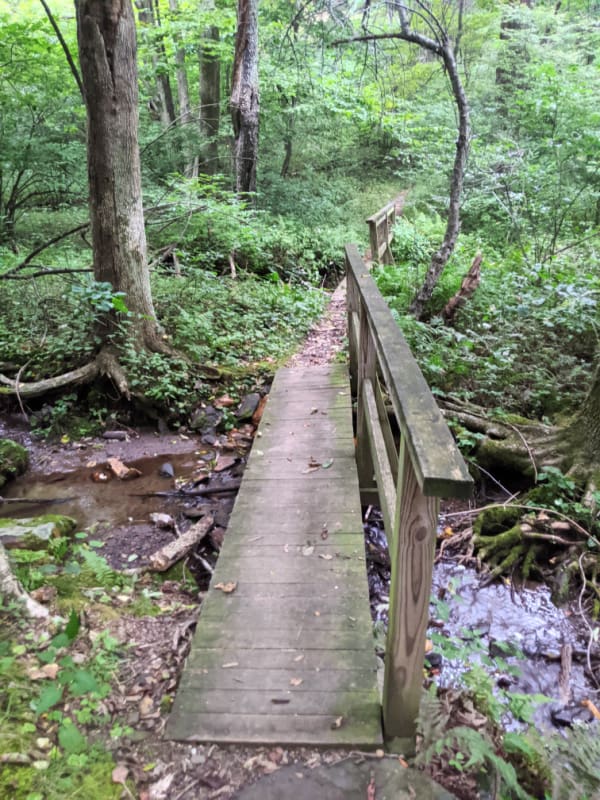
375,215,598,420
1,530,188,799
0,604,128,800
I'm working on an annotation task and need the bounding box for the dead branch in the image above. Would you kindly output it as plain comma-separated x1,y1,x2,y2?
148,514,214,571
442,252,482,323
0,222,89,279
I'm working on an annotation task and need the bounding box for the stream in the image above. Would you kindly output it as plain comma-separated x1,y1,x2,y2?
365,510,599,731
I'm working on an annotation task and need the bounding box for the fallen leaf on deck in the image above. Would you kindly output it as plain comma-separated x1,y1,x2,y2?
310,407,318,414
106,457,142,480
314,610,321,616
331,716,343,729
290,678,303,687
399,757,408,768
222,662,239,669
215,582,237,593
321,459,334,469
319,554,333,560
293,654,304,662
302,545,314,556
112,765,129,785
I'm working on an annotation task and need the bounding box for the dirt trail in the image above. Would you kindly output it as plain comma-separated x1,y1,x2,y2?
287,280,347,367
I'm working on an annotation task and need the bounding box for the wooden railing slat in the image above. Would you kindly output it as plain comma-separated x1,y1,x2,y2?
346,244,472,498
362,378,396,540
373,374,399,487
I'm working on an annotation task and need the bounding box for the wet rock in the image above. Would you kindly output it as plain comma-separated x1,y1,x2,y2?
236,393,261,421
0,515,77,549
0,438,28,489
425,652,443,669
550,703,595,728
102,431,128,441
159,462,175,479
201,433,218,446
190,405,222,433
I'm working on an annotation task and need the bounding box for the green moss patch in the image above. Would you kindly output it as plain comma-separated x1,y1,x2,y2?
0,439,28,489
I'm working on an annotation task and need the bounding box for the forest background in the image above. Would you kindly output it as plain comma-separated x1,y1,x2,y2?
1,0,600,797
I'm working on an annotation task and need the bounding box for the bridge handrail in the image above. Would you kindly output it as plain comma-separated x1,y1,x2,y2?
345,242,473,748
366,201,396,264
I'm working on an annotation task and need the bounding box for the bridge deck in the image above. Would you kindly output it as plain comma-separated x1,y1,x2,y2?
167,364,383,746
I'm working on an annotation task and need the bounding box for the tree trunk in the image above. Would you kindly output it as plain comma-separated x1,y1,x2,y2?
570,361,600,464
409,39,470,319
76,0,162,350
230,0,259,195
135,0,176,128
199,25,221,175
167,0,195,176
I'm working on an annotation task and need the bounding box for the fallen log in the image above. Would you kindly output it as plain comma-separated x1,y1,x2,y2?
148,514,214,572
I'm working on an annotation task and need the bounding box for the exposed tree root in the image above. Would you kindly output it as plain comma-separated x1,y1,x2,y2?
0,347,139,401
0,542,49,618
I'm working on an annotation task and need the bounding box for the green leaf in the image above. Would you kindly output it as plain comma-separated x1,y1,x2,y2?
58,720,87,754
65,610,81,641
34,684,64,715
69,669,101,696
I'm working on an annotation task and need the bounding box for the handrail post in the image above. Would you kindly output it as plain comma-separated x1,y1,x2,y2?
382,439,439,751
346,258,360,398
355,296,377,498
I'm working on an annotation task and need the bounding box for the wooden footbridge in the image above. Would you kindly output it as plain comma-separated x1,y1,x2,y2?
167,215,473,751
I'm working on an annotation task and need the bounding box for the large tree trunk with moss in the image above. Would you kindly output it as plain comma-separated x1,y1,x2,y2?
76,0,163,351
230,0,259,195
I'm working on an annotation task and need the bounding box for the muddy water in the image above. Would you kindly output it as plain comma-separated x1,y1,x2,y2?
0,452,214,528
365,515,597,730
0,430,246,571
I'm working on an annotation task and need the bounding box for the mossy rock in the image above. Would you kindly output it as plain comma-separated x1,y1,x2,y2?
0,515,77,550
0,438,28,489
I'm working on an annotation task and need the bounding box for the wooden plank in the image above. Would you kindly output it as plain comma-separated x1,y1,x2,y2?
199,601,372,630
383,440,439,741
222,511,363,537
345,244,473,498
193,624,375,651
169,689,380,717
178,668,378,693
210,556,366,582
166,711,382,746
244,457,359,480
183,648,379,672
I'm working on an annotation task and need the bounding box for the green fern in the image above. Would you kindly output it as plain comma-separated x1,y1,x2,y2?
416,687,534,799
545,723,600,800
